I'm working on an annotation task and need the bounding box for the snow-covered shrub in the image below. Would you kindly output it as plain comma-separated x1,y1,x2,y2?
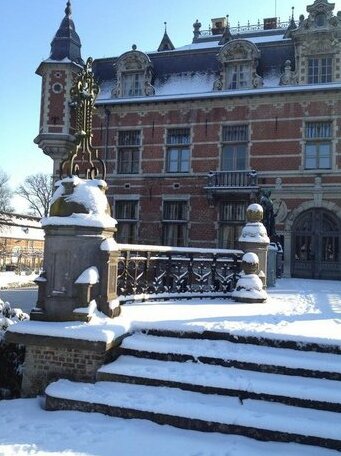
0,298,29,399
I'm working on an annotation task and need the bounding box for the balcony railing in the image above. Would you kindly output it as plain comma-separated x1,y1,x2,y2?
196,20,292,38
205,170,258,192
116,243,243,300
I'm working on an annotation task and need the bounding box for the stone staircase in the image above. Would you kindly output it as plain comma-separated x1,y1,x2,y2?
45,330,341,452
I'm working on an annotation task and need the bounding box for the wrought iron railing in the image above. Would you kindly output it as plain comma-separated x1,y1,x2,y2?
197,20,292,37
116,244,243,300
206,170,258,189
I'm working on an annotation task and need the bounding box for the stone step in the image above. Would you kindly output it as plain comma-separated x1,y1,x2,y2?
119,333,341,380
45,380,341,451
141,328,341,354
97,356,341,412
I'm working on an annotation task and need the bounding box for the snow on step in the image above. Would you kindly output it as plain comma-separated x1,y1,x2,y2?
46,380,341,442
98,356,341,405
121,333,341,374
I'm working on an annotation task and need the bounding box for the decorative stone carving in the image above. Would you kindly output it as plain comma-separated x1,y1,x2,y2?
112,46,155,98
290,0,341,84
280,60,298,85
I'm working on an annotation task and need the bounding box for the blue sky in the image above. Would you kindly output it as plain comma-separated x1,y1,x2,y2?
1,0,341,210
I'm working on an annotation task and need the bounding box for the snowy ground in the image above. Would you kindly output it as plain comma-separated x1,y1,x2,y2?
0,271,37,289
0,397,338,456
1,278,341,455
8,278,341,347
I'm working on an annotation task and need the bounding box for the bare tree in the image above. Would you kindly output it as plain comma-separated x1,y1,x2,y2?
16,173,53,217
0,169,13,213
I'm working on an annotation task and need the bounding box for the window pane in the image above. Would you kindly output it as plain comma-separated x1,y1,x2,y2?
180,149,190,172
162,224,186,246
116,201,137,219
305,122,331,139
221,145,234,170
305,144,317,169
319,143,331,168
118,148,139,173
167,148,190,172
222,144,247,170
167,129,190,145
223,125,248,142
118,130,140,146
236,144,247,170
122,73,143,97
163,201,187,221
220,202,247,221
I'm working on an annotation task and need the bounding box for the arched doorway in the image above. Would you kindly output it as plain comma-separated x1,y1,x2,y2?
292,208,341,279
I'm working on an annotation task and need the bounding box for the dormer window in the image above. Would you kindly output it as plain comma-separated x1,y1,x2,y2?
214,40,262,91
112,46,154,98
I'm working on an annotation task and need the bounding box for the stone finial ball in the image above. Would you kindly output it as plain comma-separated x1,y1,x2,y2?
246,203,263,222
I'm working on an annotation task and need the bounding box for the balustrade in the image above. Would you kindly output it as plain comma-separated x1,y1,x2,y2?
116,244,243,300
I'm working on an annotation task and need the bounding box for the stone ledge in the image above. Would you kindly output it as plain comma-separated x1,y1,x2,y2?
5,330,126,352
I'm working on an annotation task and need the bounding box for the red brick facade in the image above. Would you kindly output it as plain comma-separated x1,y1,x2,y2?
36,1,341,280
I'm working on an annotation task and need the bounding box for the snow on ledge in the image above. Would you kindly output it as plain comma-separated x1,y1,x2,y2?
101,238,119,252
75,267,99,285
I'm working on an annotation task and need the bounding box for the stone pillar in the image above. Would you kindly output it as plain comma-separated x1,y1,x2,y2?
239,203,270,287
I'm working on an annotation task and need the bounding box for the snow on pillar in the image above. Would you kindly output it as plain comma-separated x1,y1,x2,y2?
238,203,270,287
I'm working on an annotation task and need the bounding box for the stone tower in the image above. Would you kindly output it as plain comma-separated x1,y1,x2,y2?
34,1,84,180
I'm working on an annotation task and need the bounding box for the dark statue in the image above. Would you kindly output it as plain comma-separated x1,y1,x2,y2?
259,190,276,240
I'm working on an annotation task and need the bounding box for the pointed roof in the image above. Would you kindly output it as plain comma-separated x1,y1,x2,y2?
50,1,84,65
158,23,175,52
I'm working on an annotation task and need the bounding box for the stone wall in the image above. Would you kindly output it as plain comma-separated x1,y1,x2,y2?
5,332,119,397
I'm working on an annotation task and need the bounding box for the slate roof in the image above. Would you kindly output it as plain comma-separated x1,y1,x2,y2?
93,25,295,100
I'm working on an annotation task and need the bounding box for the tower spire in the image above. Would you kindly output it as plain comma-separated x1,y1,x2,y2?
157,21,175,52
49,1,84,65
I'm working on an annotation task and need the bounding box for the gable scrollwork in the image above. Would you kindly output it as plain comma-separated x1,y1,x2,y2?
112,47,155,98
213,39,262,90
301,34,338,55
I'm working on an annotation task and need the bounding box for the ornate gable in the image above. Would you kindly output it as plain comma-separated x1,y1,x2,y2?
290,0,341,84
214,40,262,90
112,46,155,98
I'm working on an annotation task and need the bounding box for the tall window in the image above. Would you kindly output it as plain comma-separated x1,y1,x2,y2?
122,73,144,97
117,130,140,174
219,201,247,248
227,64,251,89
115,200,138,243
162,200,188,246
221,125,248,170
304,121,332,169
166,128,190,173
308,57,332,84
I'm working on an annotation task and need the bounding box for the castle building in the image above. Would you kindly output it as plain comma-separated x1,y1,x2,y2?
35,0,341,280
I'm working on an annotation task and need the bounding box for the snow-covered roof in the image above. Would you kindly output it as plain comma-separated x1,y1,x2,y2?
97,82,341,105
0,213,44,241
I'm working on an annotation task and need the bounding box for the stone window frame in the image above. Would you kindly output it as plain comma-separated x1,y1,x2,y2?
116,129,141,174
303,120,333,170
112,47,155,98
214,39,262,91
161,197,189,247
165,128,191,173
